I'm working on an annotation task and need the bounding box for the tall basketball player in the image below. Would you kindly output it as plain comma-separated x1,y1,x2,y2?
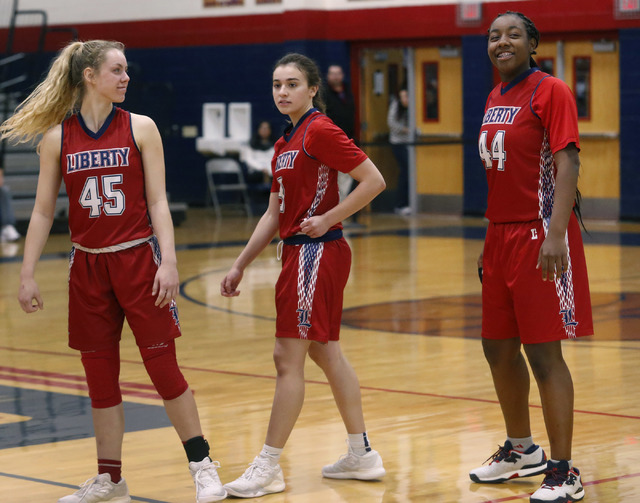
469,12,593,503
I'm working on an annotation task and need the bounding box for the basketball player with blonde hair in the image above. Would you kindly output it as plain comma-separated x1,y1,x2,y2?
2,40,226,503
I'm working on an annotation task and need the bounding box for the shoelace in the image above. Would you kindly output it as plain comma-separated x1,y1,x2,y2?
241,460,272,480
73,476,110,497
195,461,221,486
483,445,508,464
540,468,571,488
333,441,358,467
483,445,520,465
334,452,359,467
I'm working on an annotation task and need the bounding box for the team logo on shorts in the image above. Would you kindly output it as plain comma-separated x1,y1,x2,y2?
560,308,578,328
296,308,312,329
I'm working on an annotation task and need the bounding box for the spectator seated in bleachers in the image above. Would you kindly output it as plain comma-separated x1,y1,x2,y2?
240,120,277,213
0,168,20,242
242,120,276,184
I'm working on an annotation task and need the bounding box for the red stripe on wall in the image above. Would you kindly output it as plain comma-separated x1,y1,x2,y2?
0,0,636,52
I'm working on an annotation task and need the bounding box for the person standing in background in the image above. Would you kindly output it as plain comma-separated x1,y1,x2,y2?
324,64,357,201
387,88,411,216
0,167,21,242
244,120,277,181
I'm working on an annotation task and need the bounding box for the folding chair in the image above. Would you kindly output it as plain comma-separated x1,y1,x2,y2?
205,158,253,218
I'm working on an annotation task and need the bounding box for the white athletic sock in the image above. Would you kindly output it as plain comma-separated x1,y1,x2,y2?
259,444,283,466
347,432,371,456
507,436,534,452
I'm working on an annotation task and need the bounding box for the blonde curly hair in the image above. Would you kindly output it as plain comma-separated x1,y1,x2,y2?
0,40,125,147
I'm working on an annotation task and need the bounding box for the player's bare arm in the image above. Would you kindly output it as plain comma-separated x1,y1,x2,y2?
221,193,280,297
537,144,580,281
133,113,179,307
18,126,63,312
299,159,385,238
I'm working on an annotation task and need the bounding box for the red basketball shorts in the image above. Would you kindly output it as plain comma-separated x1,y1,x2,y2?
68,240,182,351
481,213,593,344
275,237,351,343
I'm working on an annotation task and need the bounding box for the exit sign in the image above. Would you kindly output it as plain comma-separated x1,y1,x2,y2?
457,2,482,26
616,0,640,17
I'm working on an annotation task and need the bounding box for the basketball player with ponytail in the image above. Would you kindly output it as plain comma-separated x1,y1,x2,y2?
220,53,386,498
1,40,226,502
469,12,592,503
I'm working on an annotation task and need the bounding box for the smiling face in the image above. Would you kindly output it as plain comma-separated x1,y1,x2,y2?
86,48,129,103
487,14,537,83
272,63,318,125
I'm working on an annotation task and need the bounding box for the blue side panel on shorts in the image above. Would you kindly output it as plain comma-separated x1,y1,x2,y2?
0,385,171,450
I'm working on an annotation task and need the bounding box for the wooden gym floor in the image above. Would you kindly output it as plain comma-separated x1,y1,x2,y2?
1,208,639,502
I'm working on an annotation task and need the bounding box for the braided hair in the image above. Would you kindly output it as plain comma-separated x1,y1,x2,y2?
492,11,540,68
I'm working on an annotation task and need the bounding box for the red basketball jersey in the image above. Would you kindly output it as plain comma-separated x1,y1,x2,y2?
479,69,580,223
271,109,368,239
61,106,152,248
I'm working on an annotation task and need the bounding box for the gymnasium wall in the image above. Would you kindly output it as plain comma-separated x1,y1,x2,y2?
619,28,640,220
121,40,352,204
2,0,513,25
461,35,493,217
2,0,639,215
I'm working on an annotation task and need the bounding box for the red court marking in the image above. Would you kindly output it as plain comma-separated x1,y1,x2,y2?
0,366,157,391
0,373,87,393
583,471,640,486
479,471,640,502
0,346,78,358
2,346,639,420
170,365,640,421
2,346,640,498
0,365,161,400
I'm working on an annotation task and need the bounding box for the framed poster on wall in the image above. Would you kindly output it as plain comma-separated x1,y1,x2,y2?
204,0,243,7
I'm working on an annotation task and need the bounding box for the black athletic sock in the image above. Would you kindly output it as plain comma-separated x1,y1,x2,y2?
183,436,210,463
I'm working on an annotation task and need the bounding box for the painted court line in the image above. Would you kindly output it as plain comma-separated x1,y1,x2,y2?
1,346,639,500
479,471,640,502
0,472,169,502
0,365,161,401
1,345,639,422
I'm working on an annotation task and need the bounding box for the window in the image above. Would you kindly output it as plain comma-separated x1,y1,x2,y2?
573,56,591,119
204,0,243,6
537,58,554,76
423,62,439,121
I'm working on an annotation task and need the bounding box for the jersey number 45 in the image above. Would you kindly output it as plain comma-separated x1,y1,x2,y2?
79,174,125,218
